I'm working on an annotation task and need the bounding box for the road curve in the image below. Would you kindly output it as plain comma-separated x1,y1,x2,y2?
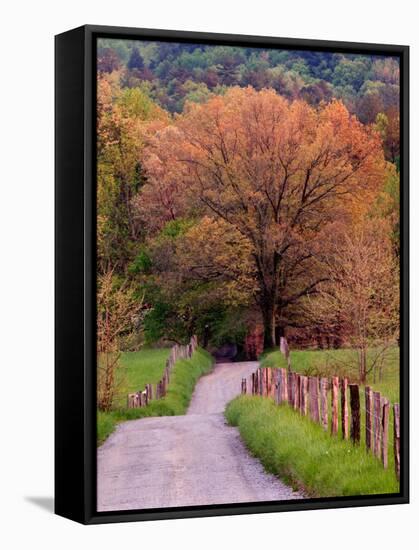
97,361,301,511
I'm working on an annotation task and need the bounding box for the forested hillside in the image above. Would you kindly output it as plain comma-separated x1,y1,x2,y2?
98,40,399,153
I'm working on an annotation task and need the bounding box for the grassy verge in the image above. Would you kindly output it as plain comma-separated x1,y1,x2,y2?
114,348,171,407
97,347,213,445
226,395,399,498
259,347,399,474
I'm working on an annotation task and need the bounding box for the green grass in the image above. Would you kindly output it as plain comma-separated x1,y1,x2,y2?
114,348,171,408
97,347,213,445
226,395,399,498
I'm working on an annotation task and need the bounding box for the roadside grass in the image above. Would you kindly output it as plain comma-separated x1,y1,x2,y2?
258,346,400,481
226,395,399,498
97,347,213,446
113,348,171,408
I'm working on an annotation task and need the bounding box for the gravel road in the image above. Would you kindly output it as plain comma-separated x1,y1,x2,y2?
97,361,302,511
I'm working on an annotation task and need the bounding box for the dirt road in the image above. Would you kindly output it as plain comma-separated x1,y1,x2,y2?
97,361,301,511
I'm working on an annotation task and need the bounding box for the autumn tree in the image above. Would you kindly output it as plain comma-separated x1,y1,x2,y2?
310,218,399,383
97,270,143,411
97,47,121,74
97,76,169,272
141,88,386,348
172,216,255,302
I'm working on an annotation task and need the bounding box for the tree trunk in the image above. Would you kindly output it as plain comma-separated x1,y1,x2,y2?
359,346,367,384
261,302,276,349
202,324,210,349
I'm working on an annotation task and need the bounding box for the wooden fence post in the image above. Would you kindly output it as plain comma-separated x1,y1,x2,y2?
274,369,281,404
267,367,272,397
258,368,263,396
300,375,308,415
299,375,303,413
292,374,298,409
277,369,282,404
142,390,148,407
331,376,339,435
275,372,280,404
341,377,349,439
282,369,288,403
365,386,373,452
308,376,320,423
287,371,293,403
263,368,269,397
393,403,400,481
381,398,390,469
294,374,301,410
241,378,247,395
320,378,328,431
127,393,134,408
373,391,382,457
295,374,301,411
349,384,360,444
271,369,278,399
278,368,288,404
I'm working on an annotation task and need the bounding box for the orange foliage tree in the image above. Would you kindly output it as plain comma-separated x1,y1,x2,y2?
140,88,387,348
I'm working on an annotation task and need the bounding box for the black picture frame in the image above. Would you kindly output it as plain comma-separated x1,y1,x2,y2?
55,24,409,525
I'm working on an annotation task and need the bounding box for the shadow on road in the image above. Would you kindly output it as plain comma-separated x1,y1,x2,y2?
213,343,237,363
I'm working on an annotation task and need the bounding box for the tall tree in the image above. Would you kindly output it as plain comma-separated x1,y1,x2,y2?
311,218,399,383
97,47,121,73
97,77,169,272
141,88,386,347
127,47,144,71
97,270,142,411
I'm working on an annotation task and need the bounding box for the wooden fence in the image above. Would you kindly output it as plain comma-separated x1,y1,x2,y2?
242,366,400,481
127,335,198,408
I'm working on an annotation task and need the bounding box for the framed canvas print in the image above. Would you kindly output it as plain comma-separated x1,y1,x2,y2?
55,25,409,524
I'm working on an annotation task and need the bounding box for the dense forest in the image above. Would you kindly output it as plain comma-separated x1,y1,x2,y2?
98,39,400,138
96,39,400,406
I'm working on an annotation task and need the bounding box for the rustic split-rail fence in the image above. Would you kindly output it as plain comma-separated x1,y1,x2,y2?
127,335,198,408
241,365,400,481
